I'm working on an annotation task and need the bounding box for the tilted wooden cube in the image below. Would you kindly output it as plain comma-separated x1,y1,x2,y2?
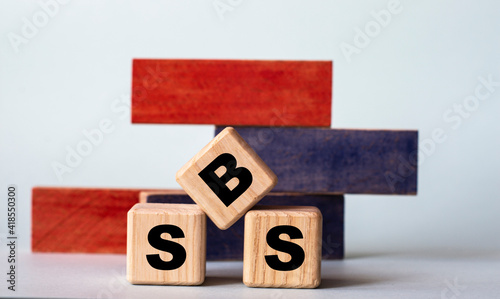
127,203,206,285
243,206,322,288
176,127,278,230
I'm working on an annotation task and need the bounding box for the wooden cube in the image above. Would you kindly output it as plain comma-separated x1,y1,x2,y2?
127,203,206,285
243,206,322,288
176,127,278,230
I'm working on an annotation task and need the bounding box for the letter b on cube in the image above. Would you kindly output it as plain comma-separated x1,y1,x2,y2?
176,127,277,230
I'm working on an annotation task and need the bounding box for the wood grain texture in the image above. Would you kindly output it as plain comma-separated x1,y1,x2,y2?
215,127,418,195
176,127,278,230
146,191,344,260
132,59,332,127
127,203,206,285
243,206,322,288
32,187,149,253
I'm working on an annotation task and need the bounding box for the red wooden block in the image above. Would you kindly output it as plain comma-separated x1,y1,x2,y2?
132,59,332,127
32,187,160,253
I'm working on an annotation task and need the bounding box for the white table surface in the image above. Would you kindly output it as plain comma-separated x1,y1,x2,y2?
2,250,499,298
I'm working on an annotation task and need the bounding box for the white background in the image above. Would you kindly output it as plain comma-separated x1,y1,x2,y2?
1,0,499,259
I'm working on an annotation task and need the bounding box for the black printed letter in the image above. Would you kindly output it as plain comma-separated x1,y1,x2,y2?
146,224,187,270
265,225,305,271
198,153,253,207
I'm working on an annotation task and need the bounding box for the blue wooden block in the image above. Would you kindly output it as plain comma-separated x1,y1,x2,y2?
215,127,418,195
146,192,344,260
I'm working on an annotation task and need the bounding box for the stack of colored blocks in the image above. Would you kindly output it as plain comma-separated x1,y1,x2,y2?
31,59,418,289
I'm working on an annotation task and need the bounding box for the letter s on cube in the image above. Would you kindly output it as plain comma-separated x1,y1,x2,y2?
243,206,322,288
176,127,278,230
127,203,206,285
